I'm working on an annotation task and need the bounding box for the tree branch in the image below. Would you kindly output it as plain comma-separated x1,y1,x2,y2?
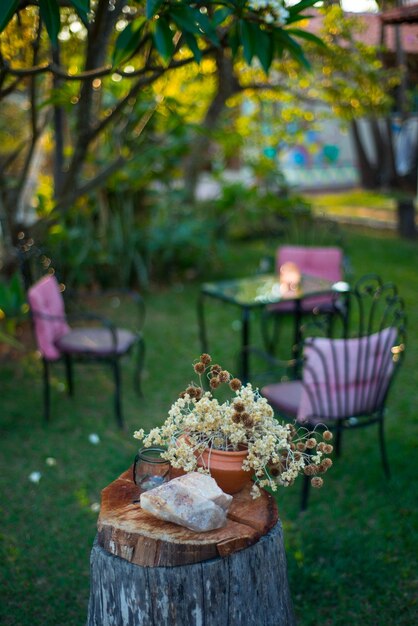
59,0,125,199
0,60,113,80
53,154,127,213
91,47,215,142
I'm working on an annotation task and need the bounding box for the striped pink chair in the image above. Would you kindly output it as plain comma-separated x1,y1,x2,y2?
261,274,406,510
28,274,145,428
262,245,344,355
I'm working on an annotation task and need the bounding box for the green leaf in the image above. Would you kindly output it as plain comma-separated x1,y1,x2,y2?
153,17,174,61
69,0,90,27
286,28,327,49
276,29,311,69
286,13,315,26
146,0,165,20
240,19,257,65
39,0,61,45
287,0,320,16
194,10,219,46
170,6,201,34
255,28,274,74
113,17,146,66
212,7,233,27
0,0,19,33
183,32,202,63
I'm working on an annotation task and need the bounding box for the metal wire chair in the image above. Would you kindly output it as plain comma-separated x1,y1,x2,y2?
261,274,407,510
20,239,146,430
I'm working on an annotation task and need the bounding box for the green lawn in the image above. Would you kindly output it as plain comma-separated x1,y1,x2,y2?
307,188,401,228
1,227,417,625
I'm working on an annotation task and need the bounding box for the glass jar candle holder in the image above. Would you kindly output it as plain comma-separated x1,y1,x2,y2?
279,261,301,296
133,447,170,492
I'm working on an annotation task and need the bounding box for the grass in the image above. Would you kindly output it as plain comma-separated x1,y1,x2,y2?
1,226,417,625
307,188,401,227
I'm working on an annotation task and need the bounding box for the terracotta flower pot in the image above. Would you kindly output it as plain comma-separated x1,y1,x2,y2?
197,446,252,495
171,436,253,494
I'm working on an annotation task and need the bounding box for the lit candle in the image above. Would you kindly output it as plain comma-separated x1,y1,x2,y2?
279,262,301,296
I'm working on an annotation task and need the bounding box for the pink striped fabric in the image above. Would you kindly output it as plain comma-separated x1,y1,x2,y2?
297,327,397,423
28,275,70,360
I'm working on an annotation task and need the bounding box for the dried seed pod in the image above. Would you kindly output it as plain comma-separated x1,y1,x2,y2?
193,362,206,374
229,378,242,391
311,477,324,488
218,370,230,383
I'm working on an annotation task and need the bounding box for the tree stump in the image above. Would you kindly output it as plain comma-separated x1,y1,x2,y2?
87,469,296,626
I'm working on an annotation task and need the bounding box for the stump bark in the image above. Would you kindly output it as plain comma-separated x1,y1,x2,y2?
87,469,296,626
87,522,295,626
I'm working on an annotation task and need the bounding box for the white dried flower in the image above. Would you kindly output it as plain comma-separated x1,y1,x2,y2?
133,356,332,498
248,0,289,26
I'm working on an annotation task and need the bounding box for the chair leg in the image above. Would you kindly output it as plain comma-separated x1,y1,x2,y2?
133,337,145,397
300,473,311,512
42,358,51,422
64,354,74,397
112,359,124,430
378,414,391,479
335,422,343,457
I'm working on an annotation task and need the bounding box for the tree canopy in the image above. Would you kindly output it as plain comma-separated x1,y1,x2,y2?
0,1,326,252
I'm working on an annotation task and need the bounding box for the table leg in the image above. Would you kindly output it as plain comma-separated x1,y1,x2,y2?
292,300,303,378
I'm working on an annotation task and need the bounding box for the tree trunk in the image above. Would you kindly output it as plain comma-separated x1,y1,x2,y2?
183,50,241,201
350,119,378,188
397,198,417,239
87,522,296,626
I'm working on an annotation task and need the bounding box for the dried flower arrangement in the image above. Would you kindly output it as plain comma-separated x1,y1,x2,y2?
134,354,333,498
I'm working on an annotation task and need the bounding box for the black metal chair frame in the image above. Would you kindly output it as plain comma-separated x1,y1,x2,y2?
19,238,146,429
34,300,145,430
259,274,407,511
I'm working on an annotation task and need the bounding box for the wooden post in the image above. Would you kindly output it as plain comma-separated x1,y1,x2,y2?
87,521,295,626
397,198,417,239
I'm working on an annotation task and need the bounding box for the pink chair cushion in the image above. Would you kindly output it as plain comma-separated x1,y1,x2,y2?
56,328,137,356
297,327,397,423
268,245,343,315
261,380,302,417
28,275,70,361
276,245,343,282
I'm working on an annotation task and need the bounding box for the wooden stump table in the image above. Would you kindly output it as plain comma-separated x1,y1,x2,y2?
87,469,296,626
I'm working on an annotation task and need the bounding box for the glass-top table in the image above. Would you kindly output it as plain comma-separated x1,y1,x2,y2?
197,273,349,382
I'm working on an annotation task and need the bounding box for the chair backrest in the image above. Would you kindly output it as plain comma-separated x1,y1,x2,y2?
28,275,70,361
297,274,406,423
276,245,343,283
